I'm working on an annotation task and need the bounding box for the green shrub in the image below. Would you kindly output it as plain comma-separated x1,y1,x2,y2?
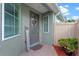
58,38,78,52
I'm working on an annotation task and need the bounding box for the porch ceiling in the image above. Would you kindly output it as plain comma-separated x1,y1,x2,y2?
45,3,60,14
25,3,60,14
25,3,49,13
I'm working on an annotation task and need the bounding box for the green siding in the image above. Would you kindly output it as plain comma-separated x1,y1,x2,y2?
0,4,41,56
0,36,25,56
42,13,54,45
0,4,27,56
0,3,55,55
0,4,25,56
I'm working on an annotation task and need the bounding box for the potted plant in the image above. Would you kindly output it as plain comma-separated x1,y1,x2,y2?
58,38,78,56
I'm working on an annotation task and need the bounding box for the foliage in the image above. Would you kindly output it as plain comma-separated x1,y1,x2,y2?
58,38,78,52
65,19,75,23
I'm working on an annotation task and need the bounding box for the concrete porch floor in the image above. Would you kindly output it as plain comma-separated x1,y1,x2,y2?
19,45,57,56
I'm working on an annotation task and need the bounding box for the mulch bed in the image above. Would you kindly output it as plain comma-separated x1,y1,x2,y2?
53,45,66,56
53,45,78,56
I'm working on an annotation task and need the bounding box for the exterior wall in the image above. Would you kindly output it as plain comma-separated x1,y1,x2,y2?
21,4,41,47
0,4,25,56
41,13,54,45
54,22,76,45
0,3,55,55
0,4,1,40
0,4,1,39
0,4,41,56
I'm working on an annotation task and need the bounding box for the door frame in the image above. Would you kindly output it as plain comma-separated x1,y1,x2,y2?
29,11,40,48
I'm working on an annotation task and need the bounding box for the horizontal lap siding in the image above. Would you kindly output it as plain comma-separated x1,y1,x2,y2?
0,4,2,41
0,4,41,56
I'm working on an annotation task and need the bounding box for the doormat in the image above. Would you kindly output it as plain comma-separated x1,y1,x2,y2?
53,45,66,56
31,44,43,51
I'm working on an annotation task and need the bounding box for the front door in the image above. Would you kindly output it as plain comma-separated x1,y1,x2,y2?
30,11,39,47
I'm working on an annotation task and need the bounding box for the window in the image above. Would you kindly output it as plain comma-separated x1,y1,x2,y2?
43,15,49,33
2,3,20,40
